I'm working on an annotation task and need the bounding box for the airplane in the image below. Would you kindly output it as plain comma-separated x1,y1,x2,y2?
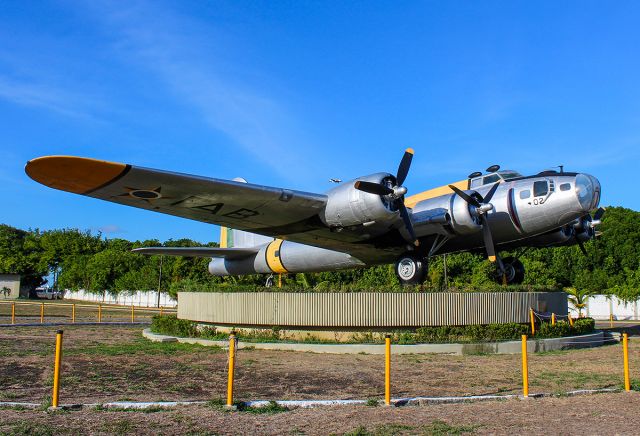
25,150,603,285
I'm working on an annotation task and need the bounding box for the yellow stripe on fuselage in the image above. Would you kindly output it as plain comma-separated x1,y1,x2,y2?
265,239,288,273
404,179,469,209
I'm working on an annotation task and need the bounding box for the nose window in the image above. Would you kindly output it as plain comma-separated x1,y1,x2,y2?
533,181,548,197
519,190,531,199
560,183,571,191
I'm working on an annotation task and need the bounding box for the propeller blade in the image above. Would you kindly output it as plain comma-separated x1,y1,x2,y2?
593,207,606,221
398,203,419,246
577,239,588,256
354,181,393,196
480,215,505,273
449,185,482,207
482,182,501,203
396,148,414,186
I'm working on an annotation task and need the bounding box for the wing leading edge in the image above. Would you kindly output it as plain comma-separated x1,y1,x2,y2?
132,246,259,259
26,156,327,232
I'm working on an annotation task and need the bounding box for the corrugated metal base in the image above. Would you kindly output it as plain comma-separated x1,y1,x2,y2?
178,292,567,328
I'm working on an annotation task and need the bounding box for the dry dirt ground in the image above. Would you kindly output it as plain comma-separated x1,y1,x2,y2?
2,393,640,435
1,324,639,434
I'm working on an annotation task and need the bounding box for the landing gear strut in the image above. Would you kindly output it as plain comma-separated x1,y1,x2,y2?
395,254,428,285
494,256,525,285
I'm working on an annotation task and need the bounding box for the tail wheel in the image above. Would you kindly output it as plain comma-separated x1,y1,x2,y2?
395,254,427,285
495,256,525,285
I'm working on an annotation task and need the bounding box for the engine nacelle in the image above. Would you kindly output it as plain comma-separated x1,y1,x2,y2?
573,216,595,243
411,194,481,236
525,225,574,247
321,172,399,228
208,240,364,276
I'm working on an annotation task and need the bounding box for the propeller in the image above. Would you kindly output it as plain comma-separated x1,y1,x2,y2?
354,148,419,246
448,182,505,273
573,206,606,256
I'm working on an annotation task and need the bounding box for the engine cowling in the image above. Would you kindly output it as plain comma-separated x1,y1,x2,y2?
525,225,574,247
321,173,400,228
411,194,481,236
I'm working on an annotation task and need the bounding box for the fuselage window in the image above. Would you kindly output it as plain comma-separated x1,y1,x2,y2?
483,174,501,185
519,189,531,199
559,183,571,191
533,181,548,197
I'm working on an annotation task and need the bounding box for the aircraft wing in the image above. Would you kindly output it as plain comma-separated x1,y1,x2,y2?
26,156,327,231
132,246,259,259
25,156,429,264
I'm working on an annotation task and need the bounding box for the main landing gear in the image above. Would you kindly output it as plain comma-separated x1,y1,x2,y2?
394,253,428,285
494,256,525,285
393,253,526,286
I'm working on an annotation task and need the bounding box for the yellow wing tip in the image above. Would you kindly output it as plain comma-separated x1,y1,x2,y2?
26,155,128,194
405,147,414,155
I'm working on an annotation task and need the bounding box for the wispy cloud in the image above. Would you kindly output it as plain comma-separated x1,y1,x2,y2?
0,75,97,120
91,1,308,181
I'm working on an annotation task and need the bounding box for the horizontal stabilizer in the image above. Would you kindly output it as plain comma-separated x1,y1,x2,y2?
132,246,260,259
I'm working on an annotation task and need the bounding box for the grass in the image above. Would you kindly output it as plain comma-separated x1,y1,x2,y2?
531,371,618,389
240,401,290,414
65,337,222,356
340,421,479,436
3,421,57,436
93,404,169,413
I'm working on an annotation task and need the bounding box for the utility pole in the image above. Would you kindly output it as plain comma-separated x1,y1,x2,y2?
157,255,163,308
443,254,449,288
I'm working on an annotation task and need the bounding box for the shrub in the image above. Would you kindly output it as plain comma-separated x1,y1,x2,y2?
151,315,198,338
537,320,572,338
572,317,595,335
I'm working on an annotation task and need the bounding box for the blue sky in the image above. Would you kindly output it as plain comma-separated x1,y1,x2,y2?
1,1,639,243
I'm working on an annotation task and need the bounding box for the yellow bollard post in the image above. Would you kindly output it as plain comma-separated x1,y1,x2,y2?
11,302,15,325
98,304,102,323
551,313,556,326
521,335,529,398
385,334,391,406
610,314,613,328
71,304,76,324
529,308,535,336
623,333,630,392
278,273,282,288
52,330,63,408
40,302,44,324
568,315,574,327
131,305,135,323
226,333,237,408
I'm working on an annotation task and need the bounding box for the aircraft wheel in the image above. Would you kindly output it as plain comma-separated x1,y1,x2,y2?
496,256,525,285
395,254,427,285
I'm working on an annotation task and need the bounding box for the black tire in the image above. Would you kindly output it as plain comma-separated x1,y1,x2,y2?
395,254,427,285
494,256,525,285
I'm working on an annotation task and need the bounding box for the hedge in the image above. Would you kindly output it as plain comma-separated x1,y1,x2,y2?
151,315,596,344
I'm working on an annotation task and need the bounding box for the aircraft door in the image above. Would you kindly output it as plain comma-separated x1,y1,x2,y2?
512,179,554,233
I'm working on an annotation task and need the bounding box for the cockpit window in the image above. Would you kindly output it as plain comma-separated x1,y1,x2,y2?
533,181,548,197
519,190,531,199
483,174,501,185
560,183,571,191
500,171,522,180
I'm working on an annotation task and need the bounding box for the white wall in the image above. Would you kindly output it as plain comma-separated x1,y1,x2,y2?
569,295,639,320
64,289,177,307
